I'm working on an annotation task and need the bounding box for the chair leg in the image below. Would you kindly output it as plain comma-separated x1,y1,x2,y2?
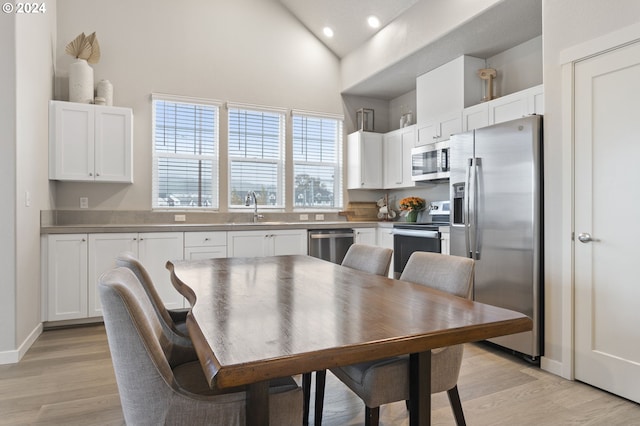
314,369,327,426
446,385,466,426
302,372,311,426
365,406,380,426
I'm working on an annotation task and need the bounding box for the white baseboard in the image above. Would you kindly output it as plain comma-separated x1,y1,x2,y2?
0,323,43,365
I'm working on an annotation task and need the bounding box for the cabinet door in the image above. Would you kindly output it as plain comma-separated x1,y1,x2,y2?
354,228,377,245
94,106,133,183
400,128,416,188
376,227,395,278
270,230,307,256
184,231,227,260
383,131,403,188
46,234,88,321
227,231,268,257
463,103,489,131
416,121,438,146
49,101,95,181
185,246,227,260
347,131,382,189
88,233,138,317
489,93,529,125
137,232,185,310
439,112,462,141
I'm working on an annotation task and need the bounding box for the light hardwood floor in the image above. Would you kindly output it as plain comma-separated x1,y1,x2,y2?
1,325,638,425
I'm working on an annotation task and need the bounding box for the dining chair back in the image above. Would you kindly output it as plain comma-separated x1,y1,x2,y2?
324,252,475,426
341,243,393,276
116,252,189,340
99,267,303,425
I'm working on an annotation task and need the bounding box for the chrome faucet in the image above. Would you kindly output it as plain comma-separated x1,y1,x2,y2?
244,191,264,223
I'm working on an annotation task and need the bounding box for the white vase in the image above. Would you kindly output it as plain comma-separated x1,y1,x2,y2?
97,79,113,106
69,59,94,103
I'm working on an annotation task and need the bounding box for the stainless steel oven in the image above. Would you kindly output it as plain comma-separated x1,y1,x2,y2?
392,201,450,278
393,224,442,278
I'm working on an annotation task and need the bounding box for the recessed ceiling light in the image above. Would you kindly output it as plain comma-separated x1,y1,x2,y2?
367,16,380,29
323,27,334,38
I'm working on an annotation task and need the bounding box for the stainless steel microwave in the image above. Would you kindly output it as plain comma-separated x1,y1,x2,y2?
411,141,450,181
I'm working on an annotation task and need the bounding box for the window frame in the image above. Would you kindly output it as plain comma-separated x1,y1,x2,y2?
291,110,344,211
227,103,286,210
151,93,221,210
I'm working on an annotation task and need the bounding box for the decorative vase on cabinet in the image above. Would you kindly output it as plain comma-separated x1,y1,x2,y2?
68,59,94,103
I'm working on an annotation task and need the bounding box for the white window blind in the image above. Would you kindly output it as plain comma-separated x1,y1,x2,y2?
228,106,285,207
152,96,219,208
292,113,343,209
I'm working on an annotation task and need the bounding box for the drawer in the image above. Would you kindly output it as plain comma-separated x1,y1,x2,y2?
184,231,227,247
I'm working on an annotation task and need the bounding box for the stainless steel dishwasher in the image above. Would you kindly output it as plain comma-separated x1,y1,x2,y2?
308,229,354,264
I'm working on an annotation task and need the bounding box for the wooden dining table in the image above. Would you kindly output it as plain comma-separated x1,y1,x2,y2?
166,255,532,426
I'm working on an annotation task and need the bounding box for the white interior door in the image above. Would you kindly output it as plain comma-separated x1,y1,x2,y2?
574,40,640,403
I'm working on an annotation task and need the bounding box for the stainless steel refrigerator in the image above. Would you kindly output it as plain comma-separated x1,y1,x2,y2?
450,115,542,361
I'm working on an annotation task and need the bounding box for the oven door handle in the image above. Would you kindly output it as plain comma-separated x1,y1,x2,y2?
392,229,440,238
465,158,472,258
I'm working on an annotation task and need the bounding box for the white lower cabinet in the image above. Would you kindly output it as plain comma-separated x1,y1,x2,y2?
227,229,307,258
354,228,377,246
184,231,227,260
45,231,184,322
45,234,88,321
440,230,450,255
376,226,395,278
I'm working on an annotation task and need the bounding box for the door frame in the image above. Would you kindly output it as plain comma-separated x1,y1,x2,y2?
556,22,640,381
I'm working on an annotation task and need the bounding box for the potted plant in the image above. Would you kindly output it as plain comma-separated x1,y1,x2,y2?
399,196,425,222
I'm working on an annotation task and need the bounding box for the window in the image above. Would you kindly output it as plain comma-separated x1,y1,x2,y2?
152,95,219,209
292,112,343,209
228,105,285,208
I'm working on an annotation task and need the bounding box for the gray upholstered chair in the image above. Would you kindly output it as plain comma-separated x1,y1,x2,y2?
303,244,393,425
318,251,474,426
99,267,303,425
116,252,190,341
341,243,394,276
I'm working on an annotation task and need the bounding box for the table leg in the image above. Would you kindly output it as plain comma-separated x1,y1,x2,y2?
247,380,270,426
409,350,431,426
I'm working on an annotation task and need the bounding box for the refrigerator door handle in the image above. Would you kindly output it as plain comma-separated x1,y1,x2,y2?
471,158,481,260
464,158,472,258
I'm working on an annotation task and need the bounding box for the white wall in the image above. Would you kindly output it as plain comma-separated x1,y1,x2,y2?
542,0,640,375
0,12,17,354
486,35,542,98
53,0,342,210
16,6,56,348
0,3,55,359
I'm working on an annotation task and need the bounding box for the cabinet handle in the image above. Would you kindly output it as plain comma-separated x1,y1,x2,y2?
81,238,86,242
89,172,93,176
204,238,210,241
96,173,100,176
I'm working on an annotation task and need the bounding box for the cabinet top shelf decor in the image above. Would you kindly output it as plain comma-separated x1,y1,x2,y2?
49,100,133,183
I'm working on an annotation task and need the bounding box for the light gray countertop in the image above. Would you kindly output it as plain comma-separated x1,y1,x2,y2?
40,221,386,234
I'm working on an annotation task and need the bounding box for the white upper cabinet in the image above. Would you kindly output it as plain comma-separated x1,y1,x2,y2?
347,131,383,189
49,100,133,183
488,84,544,125
383,125,416,189
416,56,485,145
462,84,544,132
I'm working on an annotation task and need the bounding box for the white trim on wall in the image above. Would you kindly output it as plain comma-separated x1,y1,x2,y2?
559,22,640,64
555,21,640,381
0,323,42,365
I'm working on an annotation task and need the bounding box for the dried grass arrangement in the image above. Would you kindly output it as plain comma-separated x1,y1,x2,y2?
65,32,101,64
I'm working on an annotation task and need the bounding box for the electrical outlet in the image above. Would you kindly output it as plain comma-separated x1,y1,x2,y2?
299,214,309,221
80,197,89,209
315,214,325,221
25,191,31,207
174,214,186,222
